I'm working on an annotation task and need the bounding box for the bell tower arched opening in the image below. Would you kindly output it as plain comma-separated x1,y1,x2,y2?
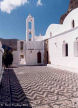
26,14,35,41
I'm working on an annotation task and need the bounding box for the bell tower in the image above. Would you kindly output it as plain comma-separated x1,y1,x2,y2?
26,14,35,41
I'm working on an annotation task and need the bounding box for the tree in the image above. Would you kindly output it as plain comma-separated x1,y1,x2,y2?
2,49,13,68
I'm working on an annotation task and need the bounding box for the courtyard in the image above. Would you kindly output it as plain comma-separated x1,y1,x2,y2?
0,66,78,108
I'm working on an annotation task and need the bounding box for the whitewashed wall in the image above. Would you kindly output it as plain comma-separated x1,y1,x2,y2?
12,51,19,67
45,8,78,69
17,40,44,66
26,41,44,50
26,41,44,65
17,40,26,51
25,50,44,65
48,26,78,69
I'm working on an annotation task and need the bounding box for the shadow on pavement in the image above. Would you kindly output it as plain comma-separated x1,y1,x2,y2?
0,69,32,108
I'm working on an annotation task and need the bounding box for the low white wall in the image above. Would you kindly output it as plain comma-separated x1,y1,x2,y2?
48,27,78,69
12,51,19,67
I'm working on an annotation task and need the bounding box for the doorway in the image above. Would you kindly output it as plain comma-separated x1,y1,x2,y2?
65,44,68,56
37,52,41,63
46,51,49,64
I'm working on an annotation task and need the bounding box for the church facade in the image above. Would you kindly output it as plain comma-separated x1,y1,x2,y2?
12,7,78,71
13,14,44,66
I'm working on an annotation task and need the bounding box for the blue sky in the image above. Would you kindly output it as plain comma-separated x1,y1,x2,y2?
0,0,69,40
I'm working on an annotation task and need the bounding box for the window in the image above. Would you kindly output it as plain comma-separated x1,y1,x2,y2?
46,51,49,64
29,32,32,41
70,0,73,4
65,44,68,56
28,22,32,29
62,42,68,57
55,42,57,47
72,20,75,28
37,52,41,63
20,55,24,59
74,39,78,57
20,41,23,50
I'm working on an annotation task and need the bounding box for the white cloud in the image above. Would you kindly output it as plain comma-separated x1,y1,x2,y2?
0,0,28,14
37,0,42,6
0,0,43,14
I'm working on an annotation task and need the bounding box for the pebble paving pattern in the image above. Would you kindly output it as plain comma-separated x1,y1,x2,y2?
0,66,78,108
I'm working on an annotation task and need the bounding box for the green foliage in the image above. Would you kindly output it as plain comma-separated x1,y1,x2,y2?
2,49,13,68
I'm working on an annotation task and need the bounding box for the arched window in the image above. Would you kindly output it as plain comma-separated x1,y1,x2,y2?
65,44,68,56
20,41,23,50
72,20,75,28
28,21,32,41
28,22,32,29
29,31,32,41
46,51,48,64
37,52,41,63
74,38,78,57
62,42,68,57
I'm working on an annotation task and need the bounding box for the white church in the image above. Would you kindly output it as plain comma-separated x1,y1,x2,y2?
12,8,78,71
13,14,44,66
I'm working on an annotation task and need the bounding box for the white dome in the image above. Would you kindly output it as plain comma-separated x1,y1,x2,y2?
45,24,63,39
63,8,78,29
45,8,78,39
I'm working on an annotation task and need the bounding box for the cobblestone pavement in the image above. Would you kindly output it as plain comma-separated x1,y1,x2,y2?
1,66,78,108
0,69,31,108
